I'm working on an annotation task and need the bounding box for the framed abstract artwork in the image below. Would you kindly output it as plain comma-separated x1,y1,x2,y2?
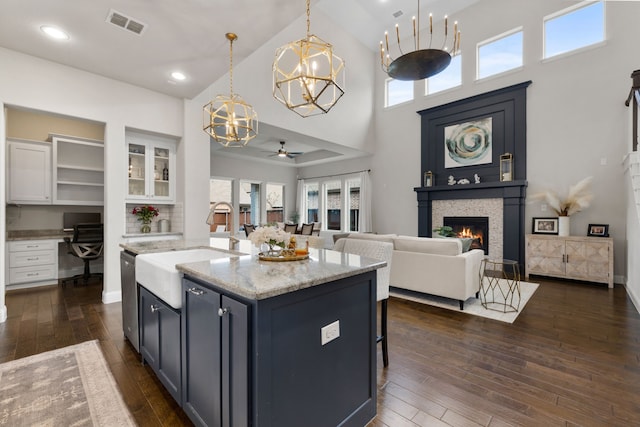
444,117,493,169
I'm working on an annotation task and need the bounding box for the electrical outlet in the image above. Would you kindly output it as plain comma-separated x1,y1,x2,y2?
601,157,607,166
541,203,547,212
321,320,340,345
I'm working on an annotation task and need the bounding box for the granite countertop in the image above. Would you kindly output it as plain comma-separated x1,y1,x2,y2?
176,248,385,300
7,229,70,241
122,237,385,300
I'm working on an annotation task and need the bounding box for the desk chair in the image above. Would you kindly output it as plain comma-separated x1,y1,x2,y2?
62,223,104,287
334,238,393,367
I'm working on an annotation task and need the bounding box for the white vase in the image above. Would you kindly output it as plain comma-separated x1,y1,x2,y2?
558,216,570,236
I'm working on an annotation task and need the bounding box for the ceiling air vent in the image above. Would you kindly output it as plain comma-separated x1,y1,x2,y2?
106,9,147,35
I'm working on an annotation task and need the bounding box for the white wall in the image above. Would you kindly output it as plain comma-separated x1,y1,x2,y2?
192,8,376,154
625,153,639,310
362,0,637,280
0,47,184,308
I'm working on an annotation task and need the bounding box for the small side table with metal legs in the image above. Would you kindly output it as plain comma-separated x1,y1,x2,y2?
479,259,521,313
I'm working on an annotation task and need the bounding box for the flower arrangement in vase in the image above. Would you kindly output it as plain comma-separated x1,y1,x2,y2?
249,225,291,256
132,205,159,233
533,176,593,236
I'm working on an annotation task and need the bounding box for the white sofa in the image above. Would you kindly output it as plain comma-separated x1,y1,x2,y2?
336,233,485,310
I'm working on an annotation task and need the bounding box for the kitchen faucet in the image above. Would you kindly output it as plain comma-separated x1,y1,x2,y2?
206,201,239,251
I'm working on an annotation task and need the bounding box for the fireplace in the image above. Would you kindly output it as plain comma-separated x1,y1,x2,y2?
444,216,489,254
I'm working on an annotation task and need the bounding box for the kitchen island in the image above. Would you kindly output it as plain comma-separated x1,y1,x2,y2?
120,239,384,427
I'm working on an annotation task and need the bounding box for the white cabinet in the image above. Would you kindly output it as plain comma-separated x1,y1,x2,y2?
525,234,614,288
52,135,104,205
126,134,176,204
7,240,58,287
7,139,52,204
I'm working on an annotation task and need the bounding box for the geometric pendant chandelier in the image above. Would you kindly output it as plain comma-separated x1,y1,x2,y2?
273,0,345,118
380,0,460,81
203,32,258,147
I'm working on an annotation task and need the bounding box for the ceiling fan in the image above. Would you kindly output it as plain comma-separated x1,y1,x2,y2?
269,141,303,159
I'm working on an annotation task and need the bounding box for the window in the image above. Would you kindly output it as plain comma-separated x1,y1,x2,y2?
426,54,462,95
305,182,319,223
266,183,284,223
209,178,233,232
544,1,604,59
385,78,413,107
324,181,342,230
477,29,523,80
346,177,361,232
240,180,260,225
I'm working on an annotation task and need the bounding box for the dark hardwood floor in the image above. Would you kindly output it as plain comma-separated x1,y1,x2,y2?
1,277,639,426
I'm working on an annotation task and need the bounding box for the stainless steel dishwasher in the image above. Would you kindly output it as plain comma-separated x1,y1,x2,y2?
120,250,139,352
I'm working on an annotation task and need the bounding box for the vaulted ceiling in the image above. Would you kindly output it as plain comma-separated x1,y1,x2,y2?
0,0,478,165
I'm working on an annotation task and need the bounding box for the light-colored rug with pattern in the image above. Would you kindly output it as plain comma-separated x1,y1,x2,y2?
390,281,539,323
0,340,135,426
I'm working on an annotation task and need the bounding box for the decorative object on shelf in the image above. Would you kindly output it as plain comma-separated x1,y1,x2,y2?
474,174,481,184
273,0,345,117
203,32,258,147
447,175,455,185
532,176,594,237
249,226,292,256
457,178,470,185
132,205,159,233
532,217,559,235
500,152,513,181
424,170,433,187
587,223,609,237
380,0,461,80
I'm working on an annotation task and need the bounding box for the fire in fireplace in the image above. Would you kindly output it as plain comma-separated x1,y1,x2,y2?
443,216,489,254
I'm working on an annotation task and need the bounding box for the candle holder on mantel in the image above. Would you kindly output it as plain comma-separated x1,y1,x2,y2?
500,153,513,182
424,171,433,187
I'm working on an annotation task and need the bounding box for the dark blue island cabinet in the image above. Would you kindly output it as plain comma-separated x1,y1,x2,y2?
139,285,182,404
181,269,377,427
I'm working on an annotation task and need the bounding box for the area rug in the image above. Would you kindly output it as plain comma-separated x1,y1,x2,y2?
0,340,136,426
390,280,539,324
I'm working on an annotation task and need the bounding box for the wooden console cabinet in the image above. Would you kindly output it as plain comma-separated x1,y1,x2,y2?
525,234,613,288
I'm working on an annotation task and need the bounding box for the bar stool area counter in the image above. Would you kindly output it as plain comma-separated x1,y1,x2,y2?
479,258,521,313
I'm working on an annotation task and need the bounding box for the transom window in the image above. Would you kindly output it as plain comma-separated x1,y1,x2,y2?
425,54,462,96
477,29,523,80
385,78,413,107
544,1,604,59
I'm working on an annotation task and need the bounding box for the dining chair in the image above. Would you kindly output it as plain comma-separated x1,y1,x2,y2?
333,238,393,367
284,223,298,234
300,223,314,235
244,224,255,237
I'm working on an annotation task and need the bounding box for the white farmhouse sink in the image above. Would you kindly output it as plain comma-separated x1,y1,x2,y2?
135,248,230,309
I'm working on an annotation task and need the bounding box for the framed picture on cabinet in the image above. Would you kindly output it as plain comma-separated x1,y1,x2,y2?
587,224,609,237
532,217,559,235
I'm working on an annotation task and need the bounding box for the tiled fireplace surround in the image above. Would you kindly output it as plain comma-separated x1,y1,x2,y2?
415,181,527,267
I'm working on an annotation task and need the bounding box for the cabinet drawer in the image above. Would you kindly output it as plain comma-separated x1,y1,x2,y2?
9,265,57,284
10,250,56,267
9,240,57,252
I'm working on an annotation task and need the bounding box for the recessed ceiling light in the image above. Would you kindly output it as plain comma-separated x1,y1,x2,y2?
40,25,69,40
171,71,186,81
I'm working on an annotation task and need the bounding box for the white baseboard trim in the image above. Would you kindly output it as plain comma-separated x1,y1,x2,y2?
6,281,58,291
0,305,6,323
102,289,122,304
625,282,640,315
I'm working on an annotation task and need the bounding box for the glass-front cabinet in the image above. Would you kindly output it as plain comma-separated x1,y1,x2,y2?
126,132,176,204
